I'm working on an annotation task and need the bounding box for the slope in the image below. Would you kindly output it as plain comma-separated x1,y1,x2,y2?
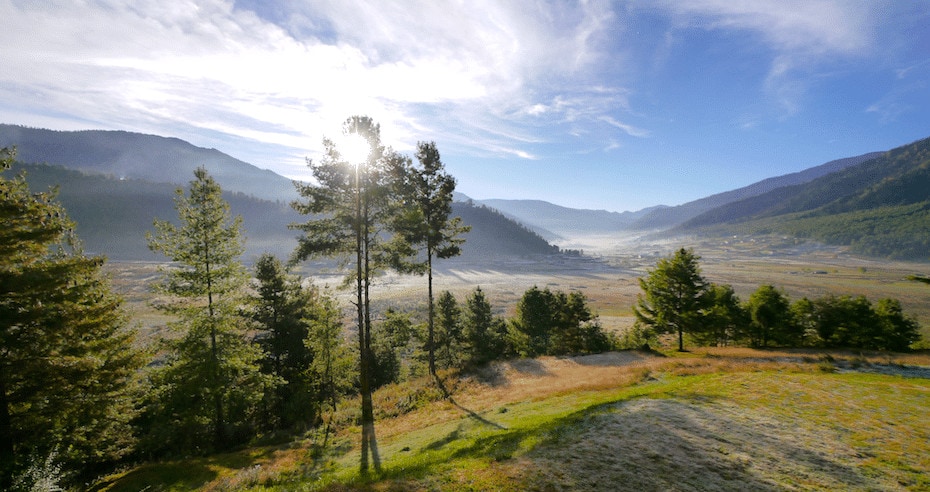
13,163,302,261
13,164,562,265
682,136,930,260
479,198,659,239
630,152,883,231
96,349,930,491
0,124,298,202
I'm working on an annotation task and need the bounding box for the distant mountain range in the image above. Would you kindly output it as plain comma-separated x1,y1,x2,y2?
0,124,298,203
2,125,560,264
4,123,929,262
628,152,884,231
679,136,930,260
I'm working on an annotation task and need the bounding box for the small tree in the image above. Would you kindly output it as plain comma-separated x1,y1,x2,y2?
249,254,315,429
463,287,507,366
695,283,747,347
874,298,921,351
145,167,268,454
745,285,794,347
0,147,144,485
305,292,355,444
510,286,557,357
634,248,708,351
435,291,464,370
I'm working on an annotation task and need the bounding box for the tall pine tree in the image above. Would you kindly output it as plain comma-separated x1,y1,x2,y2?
291,116,405,473
145,167,268,454
0,147,143,485
387,141,469,378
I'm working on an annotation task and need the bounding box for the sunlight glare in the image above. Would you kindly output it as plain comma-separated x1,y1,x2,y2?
339,133,371,166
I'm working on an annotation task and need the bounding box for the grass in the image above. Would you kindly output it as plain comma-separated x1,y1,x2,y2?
96,349,930,491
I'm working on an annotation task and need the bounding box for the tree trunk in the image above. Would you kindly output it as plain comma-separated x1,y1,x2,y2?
427,250,436,378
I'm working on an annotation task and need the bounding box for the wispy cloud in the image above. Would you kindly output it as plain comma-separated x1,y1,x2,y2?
0,0,627,172
648,0,879,114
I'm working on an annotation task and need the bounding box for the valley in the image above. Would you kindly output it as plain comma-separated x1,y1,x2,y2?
110,234,930,344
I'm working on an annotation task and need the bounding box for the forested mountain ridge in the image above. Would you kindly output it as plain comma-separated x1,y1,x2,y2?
681,136,930,260
13,163,562,264
630,151,883,231
0,124,298,202
478,198,659,239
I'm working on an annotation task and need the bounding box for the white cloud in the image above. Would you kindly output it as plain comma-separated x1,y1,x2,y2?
0,0,628,171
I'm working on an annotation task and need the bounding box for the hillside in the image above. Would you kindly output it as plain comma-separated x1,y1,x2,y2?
479,198,658,239
96,348,930,491
630,152,883,231
682,136,930,260
12,164,562,265
0,124,298,202
13,163,302,261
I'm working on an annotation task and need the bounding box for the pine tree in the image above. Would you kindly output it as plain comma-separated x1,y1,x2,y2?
249,254,316,429
144,167,268,454
290,116,404,473
634,248,709,351
387,142,469,378
0,147,144,485
435,291,464,370
463,287,507,366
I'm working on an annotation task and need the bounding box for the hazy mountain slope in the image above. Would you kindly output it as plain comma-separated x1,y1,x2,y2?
13,163,302,261
12,164,562,265
452,202,561,259
0,124,298,202
630,152,883,230
681,136,930,260
478,199,657,238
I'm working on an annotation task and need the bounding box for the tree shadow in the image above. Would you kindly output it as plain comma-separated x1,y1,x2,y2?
506,358,551,376
435,375,507,431
569,349,660,367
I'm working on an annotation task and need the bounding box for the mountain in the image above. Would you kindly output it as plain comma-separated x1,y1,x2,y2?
10,163,562,265
629,152,883,231
681,136,930,260
0,124,298,202
11,162,302,261
477,199,657,239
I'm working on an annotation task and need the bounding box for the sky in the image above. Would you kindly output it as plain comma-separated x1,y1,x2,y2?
2,1,929,213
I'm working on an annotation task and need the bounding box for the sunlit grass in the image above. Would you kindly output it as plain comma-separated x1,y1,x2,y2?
98,349,930,491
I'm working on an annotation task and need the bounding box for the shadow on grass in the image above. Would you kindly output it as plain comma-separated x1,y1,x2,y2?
435,375,508,431
91,450,260,492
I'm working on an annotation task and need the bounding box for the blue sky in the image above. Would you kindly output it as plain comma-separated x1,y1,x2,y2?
2,1,929,212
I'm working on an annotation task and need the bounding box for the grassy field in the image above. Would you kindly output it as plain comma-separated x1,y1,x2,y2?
95,348,930,491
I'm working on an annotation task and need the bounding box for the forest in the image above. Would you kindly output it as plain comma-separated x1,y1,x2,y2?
0,117,926,491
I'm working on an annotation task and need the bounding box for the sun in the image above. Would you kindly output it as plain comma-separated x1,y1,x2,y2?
338,133,371,166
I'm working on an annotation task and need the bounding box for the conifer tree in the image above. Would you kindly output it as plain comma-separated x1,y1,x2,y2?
0,147,143,485
249,254,315,429
145,167,268,454
290,116,403,473
435,291,464,370
463,287,507,366
634,248,709,351
387,142,469,378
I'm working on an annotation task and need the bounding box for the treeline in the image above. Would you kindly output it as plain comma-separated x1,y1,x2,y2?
632,248,923,352
371,285,615,384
